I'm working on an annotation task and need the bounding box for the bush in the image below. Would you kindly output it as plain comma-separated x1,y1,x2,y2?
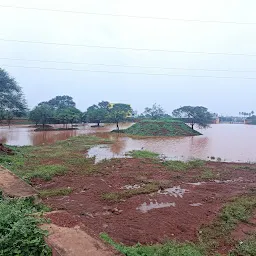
0,197,51,256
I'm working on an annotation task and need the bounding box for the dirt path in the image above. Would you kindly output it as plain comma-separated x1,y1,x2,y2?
42,221,113,256
0,165,37,198
0,166,114,256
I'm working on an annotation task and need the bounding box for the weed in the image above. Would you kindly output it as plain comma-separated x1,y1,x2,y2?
102,183,159,202
200,196,256,251
200,169,216,180
24,165,68,181
39,187,73,198
100,233,205,256
230,234,256,256
0,197,51,256
127,150,160,159
163,159,205,171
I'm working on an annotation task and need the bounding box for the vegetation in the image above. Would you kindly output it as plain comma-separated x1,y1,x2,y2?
29,96,82,129
200,196,256,252
172,106,214,130
0,135,111,181
0,197,51,256
142,104,167,120
108,103,133,131
122,120,201,137
86,101,109,126
163,159,205,171
100,233,204,256
102,183,159,202
126,150,160,159
39,187,73,198
0,68,27,126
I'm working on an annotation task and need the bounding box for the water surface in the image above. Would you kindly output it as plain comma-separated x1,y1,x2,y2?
1,123,256,162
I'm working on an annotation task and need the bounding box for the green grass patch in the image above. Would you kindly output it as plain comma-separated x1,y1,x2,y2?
163,159,205,171
230,234,256,256
0,197,51,256
200,196,256,251
1,135,111,181
24,165,68,181
121,120,202,137
234,165,256,171
39,187,73,198
126,150,160,159
102,183,159,202
100,233,205,256
200,169,216,180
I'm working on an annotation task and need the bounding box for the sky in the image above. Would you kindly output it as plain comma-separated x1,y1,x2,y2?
0,0,256,116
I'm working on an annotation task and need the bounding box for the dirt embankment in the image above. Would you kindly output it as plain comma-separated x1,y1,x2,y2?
0,143,14,155
31,159,256,251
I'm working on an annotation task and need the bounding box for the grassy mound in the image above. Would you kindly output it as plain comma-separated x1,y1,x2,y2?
120,120,201,137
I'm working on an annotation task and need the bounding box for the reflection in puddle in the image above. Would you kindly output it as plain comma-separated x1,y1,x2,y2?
158,186,188,198
190,203,203,207
137,201,176,213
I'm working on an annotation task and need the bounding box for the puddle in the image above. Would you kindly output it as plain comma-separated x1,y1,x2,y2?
137,201,176,213
122,184,143,190
190,203,203,207
158,186,188,198
187,182,205,186
214,177,243,184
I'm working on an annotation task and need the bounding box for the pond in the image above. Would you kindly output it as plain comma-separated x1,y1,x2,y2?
1,123,256,163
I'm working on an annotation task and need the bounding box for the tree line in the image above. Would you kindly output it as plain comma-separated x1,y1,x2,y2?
1,68,215,130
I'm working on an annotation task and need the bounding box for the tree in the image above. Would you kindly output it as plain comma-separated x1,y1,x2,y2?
29,104,54,129
107,103,132,131
172,106,213,130
0,68,27,122
55,107,82,128
43,95,76,109
86,101,110,126
143,104,166,119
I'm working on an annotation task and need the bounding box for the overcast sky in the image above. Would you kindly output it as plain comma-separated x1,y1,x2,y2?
0,0,256,115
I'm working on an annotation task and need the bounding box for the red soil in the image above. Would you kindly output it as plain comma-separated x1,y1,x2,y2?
32,159,256,248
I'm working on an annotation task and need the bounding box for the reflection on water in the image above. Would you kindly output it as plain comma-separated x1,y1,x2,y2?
1,124,256,162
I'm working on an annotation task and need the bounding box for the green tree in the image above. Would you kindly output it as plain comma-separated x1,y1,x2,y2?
143,104,166,119
172,106,213,130
41,95,76,109
86,101,110,126
107,103,132,131
29,104,54,129
55,107,82,129
0,68,27,123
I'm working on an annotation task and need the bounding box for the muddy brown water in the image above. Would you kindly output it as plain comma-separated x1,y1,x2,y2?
1,123,256,162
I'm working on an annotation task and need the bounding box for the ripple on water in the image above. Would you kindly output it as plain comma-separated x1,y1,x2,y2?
136,201,176,213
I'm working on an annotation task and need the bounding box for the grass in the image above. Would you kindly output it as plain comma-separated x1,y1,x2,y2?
39,187,73,198
230,234,256,256
126,150,160,159
24,165,68,181
0,196,51,256
163,159,205,171
102,183,159,202
0,135,111,181
200,195,256,251
234,165,256,171
200,169,216,180
121,120,202,137
100,233,205,256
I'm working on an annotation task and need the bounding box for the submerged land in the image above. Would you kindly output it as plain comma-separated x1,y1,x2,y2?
0,134,256,256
